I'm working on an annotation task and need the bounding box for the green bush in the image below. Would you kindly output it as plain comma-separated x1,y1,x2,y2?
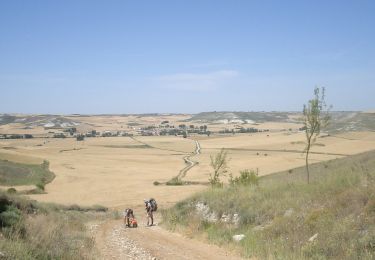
230,169,259,186
7,188,17,194
0,205,22,227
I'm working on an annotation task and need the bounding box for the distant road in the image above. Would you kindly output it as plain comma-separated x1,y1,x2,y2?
176,139,201,180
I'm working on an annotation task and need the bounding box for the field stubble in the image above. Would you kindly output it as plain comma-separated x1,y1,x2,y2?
0,130,374,210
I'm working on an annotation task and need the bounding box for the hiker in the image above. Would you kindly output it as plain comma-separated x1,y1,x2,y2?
123,208,135,227
144,198,157,226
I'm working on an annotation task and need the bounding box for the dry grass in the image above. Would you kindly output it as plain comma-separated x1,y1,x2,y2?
0,192,109,259
162,150,375,259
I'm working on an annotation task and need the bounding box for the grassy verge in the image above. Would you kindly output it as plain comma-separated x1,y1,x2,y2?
162,150,375,259
0,191,109,259
0,159,55,188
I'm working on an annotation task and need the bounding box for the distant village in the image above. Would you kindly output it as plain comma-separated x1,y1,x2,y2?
0,118,278,141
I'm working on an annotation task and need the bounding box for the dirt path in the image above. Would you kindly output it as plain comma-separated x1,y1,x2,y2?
89,139,242,259
175,139,201,180
92,212,242,260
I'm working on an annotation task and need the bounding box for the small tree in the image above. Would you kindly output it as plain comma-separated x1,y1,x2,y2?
42,160,49,169
209,148,229,187
303,87,330,184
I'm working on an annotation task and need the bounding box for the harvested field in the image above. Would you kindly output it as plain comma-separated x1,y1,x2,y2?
0,115,374,210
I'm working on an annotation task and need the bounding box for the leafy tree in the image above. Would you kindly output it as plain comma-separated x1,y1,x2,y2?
303,87,330,183
209,148,229,187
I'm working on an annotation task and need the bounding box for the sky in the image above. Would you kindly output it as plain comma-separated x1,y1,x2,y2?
1,0,374,114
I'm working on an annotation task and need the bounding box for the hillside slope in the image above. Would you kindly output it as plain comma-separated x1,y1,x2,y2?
162,150,375,259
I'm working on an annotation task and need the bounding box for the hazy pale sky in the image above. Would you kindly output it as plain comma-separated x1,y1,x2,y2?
1,1,374,114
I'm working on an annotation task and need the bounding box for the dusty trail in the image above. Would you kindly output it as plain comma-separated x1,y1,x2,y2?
176,139,201,180
92,141,236,259
93,212,242,260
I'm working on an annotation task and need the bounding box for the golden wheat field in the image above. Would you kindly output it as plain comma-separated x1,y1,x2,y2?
1,115,375,209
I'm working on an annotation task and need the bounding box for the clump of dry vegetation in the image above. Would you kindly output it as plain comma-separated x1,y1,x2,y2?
162,150,375,259
0,192,108,259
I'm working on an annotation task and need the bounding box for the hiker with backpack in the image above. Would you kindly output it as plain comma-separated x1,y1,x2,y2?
123,208,135,227
144,198,157,226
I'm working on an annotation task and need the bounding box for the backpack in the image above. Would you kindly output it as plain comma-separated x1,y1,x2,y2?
149,198,158,212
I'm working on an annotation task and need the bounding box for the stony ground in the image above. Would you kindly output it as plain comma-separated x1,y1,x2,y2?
90,213,242,260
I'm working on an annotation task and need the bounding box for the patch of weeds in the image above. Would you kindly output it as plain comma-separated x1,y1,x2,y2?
7,188,17,194
230,169,259,187
35,182,45,191
166,177,183,186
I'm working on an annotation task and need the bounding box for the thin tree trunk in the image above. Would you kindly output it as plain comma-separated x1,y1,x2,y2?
305,137,312,184
305,148,310,184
